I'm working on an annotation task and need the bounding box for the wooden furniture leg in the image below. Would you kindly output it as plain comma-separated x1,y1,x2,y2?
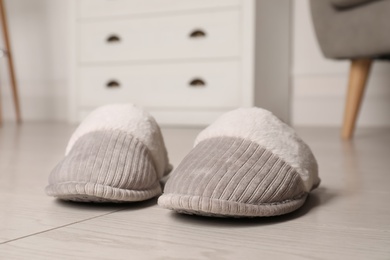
342,59,372,140
0,0,21,123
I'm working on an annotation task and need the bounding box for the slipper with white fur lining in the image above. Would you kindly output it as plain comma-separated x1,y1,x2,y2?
46,104,171,203
158,107,320,217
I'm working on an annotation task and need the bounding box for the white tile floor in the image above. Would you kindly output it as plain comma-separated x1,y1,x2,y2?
0,123,389,259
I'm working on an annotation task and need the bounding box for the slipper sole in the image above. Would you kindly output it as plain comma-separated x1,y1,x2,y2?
46,181,162,203
158,193,307,217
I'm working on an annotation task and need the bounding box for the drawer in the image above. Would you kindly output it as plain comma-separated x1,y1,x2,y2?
78,61,240,108
78,10,240,63
78,0,241,19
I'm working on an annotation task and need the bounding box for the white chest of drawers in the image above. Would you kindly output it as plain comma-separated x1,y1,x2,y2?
68,0,291,125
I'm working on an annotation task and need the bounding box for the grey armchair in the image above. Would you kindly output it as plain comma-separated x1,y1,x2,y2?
310,0,390,139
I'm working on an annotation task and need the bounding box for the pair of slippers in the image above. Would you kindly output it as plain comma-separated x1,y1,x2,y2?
46,104,320,217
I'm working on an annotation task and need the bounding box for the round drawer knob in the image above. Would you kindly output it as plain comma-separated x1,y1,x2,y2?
106,34,121,43
189,78,206,87
189,29,206,39
106,80,120,88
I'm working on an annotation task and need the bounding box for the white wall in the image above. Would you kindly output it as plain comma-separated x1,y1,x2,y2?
292,0,390,127
1,0,390,126
0,0,68,122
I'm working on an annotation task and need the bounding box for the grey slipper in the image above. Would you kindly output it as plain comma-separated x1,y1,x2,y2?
158,108,320,217
46,104,171,203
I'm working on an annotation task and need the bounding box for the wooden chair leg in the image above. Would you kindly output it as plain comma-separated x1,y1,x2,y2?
0,0,21,124
342,59,372,140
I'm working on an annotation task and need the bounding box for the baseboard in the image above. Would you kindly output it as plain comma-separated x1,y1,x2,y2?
0,95,68,122
292,75,390,127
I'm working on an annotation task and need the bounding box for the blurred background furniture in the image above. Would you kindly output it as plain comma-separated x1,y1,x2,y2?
0,0,21,124
69,0,291,125
310,0,390,139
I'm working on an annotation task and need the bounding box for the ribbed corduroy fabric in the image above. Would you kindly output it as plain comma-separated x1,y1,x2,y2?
46,130,161,202
158,137,308,217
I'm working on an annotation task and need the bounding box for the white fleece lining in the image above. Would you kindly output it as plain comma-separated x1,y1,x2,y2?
194,108,319,192
66,104,170,178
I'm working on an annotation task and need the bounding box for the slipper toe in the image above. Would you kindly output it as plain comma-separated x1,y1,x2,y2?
46,104,171,203
158,107,319,217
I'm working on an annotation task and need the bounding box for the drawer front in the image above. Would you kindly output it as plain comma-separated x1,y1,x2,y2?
79,10,240,63
78,61,240,108
78,0,241,19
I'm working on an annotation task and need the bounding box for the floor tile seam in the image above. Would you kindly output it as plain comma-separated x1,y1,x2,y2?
0,207,127,245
